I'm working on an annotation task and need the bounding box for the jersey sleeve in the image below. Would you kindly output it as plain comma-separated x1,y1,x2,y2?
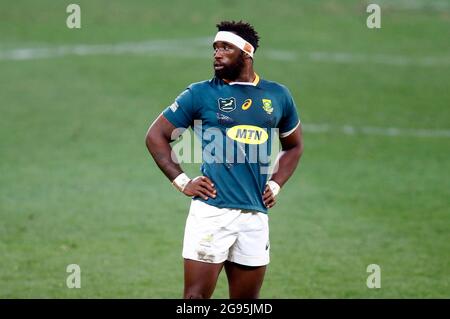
162,87,196,129
278,86,300,138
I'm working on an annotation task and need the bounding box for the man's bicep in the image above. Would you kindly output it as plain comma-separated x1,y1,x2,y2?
147,114,182,142
279,124,303,151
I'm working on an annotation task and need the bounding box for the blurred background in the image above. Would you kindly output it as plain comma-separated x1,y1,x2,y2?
0,0,449,298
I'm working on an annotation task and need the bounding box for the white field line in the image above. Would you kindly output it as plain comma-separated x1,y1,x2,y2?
0,37,449,67
307,51,450,66
1,38,449,138
0,37,212,60
303,123,450,138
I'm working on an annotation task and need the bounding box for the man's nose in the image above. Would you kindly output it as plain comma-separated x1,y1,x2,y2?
214,49,223,59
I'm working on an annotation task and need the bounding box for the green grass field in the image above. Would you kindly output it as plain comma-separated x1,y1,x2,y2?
1,0,449,298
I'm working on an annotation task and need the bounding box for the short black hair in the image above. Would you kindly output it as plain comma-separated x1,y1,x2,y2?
216,20,260,52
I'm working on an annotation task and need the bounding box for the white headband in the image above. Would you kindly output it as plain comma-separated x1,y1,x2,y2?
213,31,255,58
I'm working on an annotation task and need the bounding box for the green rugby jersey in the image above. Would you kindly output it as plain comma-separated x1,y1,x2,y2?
163,74,300,213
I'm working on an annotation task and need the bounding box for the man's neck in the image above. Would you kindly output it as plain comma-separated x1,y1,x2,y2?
233,64,255,83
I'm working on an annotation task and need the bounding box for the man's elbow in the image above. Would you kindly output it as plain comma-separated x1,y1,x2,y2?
291,141,304,161
298,141,304,158
145,125,157,152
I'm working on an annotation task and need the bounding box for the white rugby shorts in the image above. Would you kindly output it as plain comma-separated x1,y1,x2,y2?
182,199,270,266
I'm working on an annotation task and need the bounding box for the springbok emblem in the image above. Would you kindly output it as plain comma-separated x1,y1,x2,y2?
218,97,236,112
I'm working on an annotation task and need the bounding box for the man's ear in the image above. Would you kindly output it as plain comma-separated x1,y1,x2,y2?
243,52,253,60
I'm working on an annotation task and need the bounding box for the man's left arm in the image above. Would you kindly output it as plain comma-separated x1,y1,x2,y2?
263,124,303,208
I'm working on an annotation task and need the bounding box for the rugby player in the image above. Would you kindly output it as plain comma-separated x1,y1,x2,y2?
146,20,303,299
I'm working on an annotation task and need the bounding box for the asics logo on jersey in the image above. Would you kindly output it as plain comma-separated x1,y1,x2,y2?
241,99,252,110
227,125,269,145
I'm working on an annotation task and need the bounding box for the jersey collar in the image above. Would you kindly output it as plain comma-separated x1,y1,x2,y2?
222,73,260,86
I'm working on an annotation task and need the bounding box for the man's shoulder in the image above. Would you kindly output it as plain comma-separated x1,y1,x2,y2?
186,78,218,91
259,78,292,96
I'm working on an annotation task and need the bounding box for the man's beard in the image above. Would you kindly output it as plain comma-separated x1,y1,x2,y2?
214,54,245,81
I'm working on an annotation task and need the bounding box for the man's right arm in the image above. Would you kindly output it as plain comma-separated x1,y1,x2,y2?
145,114,216,200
